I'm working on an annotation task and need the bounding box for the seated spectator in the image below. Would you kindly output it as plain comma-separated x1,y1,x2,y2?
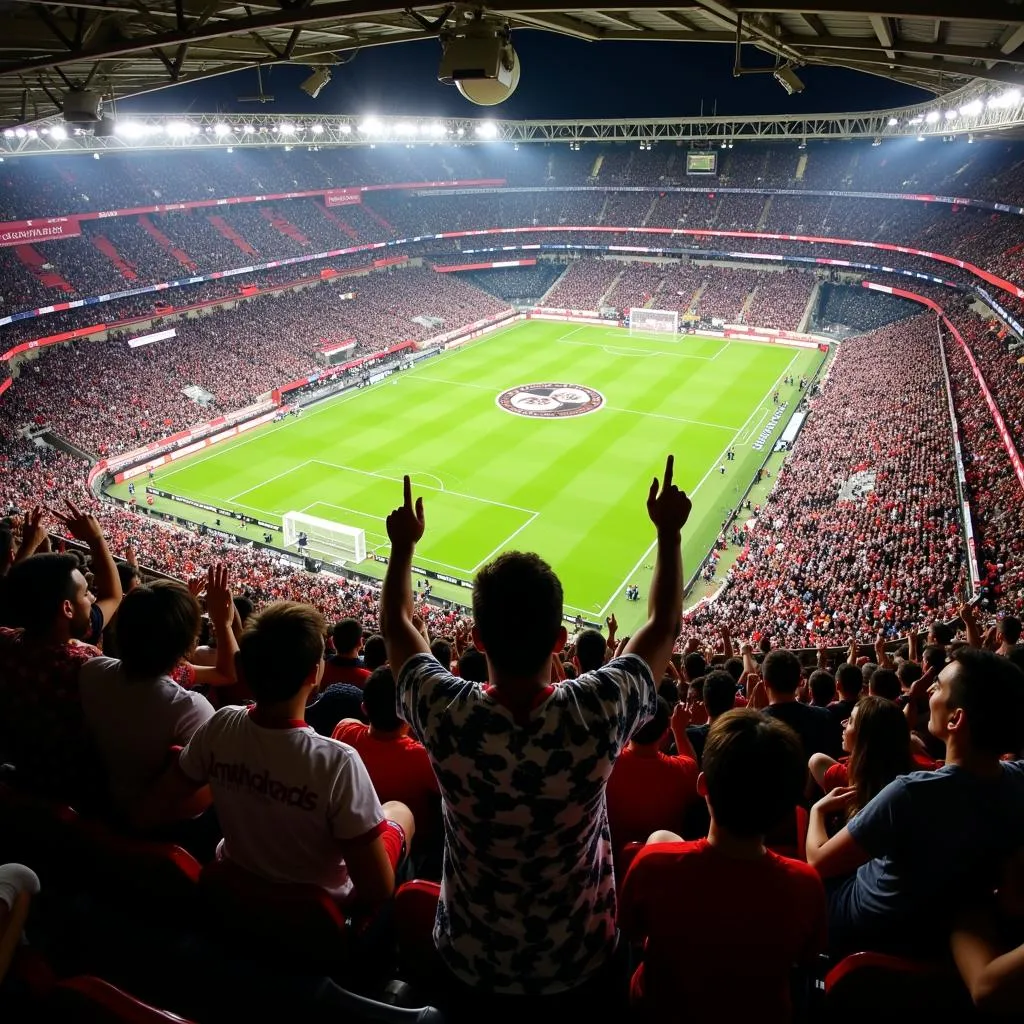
142,601,414,905
619,710,825,1023
0,507,123,804
0,864,40,987
809,669,836,708
808,649,1024,955
606,697,698,851
332,666,440,843
760,649,840,761
322,618,370,687
868,668,901,701
686,669,739,764
79,570,238,816
381,460,688,1006
829,661,863,728
808,695,916,813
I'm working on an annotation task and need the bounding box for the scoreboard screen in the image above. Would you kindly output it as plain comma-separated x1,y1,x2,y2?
686,151,718,175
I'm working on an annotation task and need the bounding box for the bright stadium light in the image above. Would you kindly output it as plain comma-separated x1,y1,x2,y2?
887,117,898,126
279,123,296,135
945,110,958,121
925,110,940,124
50,125,67,140
311,124,324,134
339,124,352,134
213,123,231,137
243,124,255,134
394,122,417,135
14,128,25,138
476,121,498,138
166,121,194,137
959,99,983,117
989,89,1021,109
359,117,383,135
427,122,447,138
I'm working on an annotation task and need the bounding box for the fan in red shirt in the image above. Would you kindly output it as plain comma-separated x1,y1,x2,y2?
606,697,698,852
619,710,826,1024
321,617,371,688
333,665,440,843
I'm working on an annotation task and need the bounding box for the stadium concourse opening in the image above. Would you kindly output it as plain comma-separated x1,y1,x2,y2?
115,319,823,624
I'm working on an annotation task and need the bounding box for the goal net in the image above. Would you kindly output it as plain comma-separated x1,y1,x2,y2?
628,308,679,336
282,511,366,565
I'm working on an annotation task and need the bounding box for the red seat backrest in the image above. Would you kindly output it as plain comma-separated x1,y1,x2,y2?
51,976,194,1023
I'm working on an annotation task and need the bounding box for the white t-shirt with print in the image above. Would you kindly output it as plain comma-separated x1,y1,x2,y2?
397,652,657,996
179,706,385,895
80,655,215,811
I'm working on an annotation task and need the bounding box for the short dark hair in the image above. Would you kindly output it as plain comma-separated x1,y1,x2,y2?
233,595,254,625
723,657,744,682
2,553,80,632
362,634,387,670
897,660,922,688
869,668,901,701
362,666,401,731
702,710,805,838
809,670,836,706
861,662,878,684
835,662,863,700
762,649,801,694
238,602,325,703
574,629,606,673
922,644,946,673
116,562,140,594
947,648,1024,756
115,581,201,678
633,697,671,745
683,652,707,681
458,646,489,683
930,621,954,646
332,617,363,654
563,662,578,680
703,669,738,718
758,636,772,654
430,638,452,669
1001,616,1023,646
473,552,563,676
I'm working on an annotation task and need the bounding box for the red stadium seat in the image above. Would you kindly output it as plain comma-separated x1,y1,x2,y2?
49,976,194,1023
824,951,973,1021
394,880,440,982
198,859,349,969
616,841,644,879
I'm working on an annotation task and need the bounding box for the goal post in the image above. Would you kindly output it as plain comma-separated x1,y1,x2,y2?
282,511,366,565
628,308,679,336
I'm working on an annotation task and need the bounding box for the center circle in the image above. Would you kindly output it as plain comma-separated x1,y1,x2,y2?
496,382,605,419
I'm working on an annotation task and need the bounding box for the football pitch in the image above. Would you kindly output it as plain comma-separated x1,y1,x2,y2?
109,320,824,625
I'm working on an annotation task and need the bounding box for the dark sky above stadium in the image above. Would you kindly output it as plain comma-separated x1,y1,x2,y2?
123,35,925,119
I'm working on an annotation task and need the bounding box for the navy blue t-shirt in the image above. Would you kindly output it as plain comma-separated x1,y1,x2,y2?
830,762,1024,952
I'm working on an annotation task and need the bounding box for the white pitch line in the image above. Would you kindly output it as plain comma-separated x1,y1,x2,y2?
597,350,802,618
311,459,538,516
229,459,314,502
470,511,540,572
604,406,738,431
412,375,494,392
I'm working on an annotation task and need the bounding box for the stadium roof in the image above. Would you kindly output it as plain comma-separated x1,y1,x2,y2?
3,1,1024,128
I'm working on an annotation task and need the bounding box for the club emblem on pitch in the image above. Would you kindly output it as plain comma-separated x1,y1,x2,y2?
496,383,604,419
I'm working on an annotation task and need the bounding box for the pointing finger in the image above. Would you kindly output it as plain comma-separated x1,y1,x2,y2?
415,496,424,524
403,474,413,510
664,454,674,489
647,477,659,507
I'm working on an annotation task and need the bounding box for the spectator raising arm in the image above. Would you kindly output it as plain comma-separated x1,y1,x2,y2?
49,499,122,633
188,564,239,687
624,455,692,679
380,475,431,675
959,602,983,650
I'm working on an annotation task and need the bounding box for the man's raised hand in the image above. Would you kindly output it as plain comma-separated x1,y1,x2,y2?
48,499,104,545
646,455,692,535
205,563,233,628
386,475,425,552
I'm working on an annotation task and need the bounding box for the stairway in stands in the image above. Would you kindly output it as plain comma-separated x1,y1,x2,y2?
91,235,138,280
260,206,308,245
319,203,361,241
13,244,74,292
358,202,396,234
207,215,258,256
138,215,196,269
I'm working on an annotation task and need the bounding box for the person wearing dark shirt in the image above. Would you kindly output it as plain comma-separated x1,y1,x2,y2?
761,650,840,761
829,662,863,730
322,618,370,688
686,670,739,765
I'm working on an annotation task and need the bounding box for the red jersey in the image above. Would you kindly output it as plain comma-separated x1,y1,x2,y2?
322,657,371,689
824,753,936,792
332,721,440,836
606,745,698,849
0,629,104,806
619,839,826,1023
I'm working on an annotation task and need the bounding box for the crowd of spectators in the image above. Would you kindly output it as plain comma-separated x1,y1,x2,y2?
812,283,929,334
686,314,965,647
1,267,508,456
744,270,817,331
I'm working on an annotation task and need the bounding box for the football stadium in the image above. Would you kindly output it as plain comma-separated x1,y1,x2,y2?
3,1,1024,1019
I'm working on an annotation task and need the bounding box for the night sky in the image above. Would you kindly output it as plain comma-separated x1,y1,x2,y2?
121,34,927,120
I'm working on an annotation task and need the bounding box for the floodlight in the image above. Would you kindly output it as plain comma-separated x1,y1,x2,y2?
772,65,804,96
166,121,193,137
925,110,940,124
243,124,255,134
887,117,898,126
279,123,296,135
359,117,383,135
214,123,230,136
944,110,957,120
299,67,332,100
311,124,324,134
475,121,498,139
50,125,67,140
959,100,983,117
339,124,352,134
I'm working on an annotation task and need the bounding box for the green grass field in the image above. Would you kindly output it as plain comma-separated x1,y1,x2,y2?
108,320,824,627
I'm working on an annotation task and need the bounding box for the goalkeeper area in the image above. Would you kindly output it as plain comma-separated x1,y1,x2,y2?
110,319,825,625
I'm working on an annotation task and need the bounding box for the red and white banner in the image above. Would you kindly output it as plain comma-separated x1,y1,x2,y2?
434,258,537,272
325,189,362,208
0,217,81,247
